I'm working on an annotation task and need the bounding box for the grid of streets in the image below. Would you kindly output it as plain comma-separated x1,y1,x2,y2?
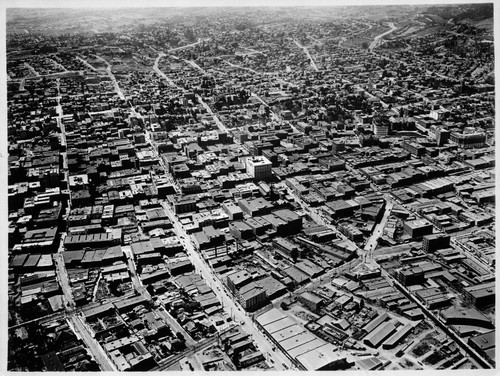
7,4,495,372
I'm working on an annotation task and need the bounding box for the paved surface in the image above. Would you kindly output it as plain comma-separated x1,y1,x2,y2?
153,53,181,89
68,314,116,371
159,200,294,370
54,234,75,309
76,55,97,71
369,22,397,51
364,196,395,263
96,55,125,100
293,39,319,71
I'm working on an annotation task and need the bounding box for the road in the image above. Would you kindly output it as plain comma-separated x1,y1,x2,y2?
54,233,75,310
53,85,74,309
247,91,301,133
219,63,299,132
363,195,395,263
150,38,211,89
159,200,293,370
76,55,97,71
185,59,208,75
68,314,117,371
10,69,84,84
9,311,67,330
279,182,358,251
49,57,68,72
96,55,125,100
196,94,231,135
24,62,39,77
392,278,490,369
156,307,197,347
123,240,199,347
153,53,181,89
122,245,149,298
167,38,210,53
224,59,260,75
293,39,319,71
355,192,492,369
369,22,397,51
155,324,237,371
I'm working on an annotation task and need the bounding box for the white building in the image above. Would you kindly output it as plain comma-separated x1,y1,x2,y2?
245,156,272,181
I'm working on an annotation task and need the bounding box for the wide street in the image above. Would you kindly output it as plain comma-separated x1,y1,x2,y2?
67,314,117,371
159,199,294,370
369,22,398,51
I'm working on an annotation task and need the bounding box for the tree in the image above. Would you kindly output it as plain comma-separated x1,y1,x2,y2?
291,248,299,263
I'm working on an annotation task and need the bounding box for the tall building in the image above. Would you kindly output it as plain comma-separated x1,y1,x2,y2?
403,219,433,239
422,233,450,253
245,156,272,181
435,128,450,146
450,131,486,149
372,112,391,136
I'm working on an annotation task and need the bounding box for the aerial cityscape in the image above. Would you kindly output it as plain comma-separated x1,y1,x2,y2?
6,3,495,372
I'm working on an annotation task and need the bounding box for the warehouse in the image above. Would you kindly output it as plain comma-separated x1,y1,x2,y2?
364,321,397,348
363,312,388,334
382,323,414,349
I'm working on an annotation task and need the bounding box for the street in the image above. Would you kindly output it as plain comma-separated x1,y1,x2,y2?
369,22,397,51
363,195,395,263
153,52,182,89
293,39,319,71
159,200,294,370
95,55,125,100
68,314,117,371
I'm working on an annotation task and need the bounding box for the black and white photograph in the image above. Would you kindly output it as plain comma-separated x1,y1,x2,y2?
4,0,496,372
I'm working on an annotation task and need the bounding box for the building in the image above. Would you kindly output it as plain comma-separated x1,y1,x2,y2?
468,330,495,367
415,288,451,309
382,323,414,349
170,196,197,214
237,282,268,311
245,156,272,181
435,128,450,146
226,270,253,294
298,291,325,312
222,201,244,220
364,321,397,348
255,308,349,371
64,229,122,250
229,221,254,241
273,209,302,234
464,281,495,308
403,219,433,239
450,132,486,149
440,307,494,329
422,233,450,253
372,113,391,136
402,141,425,157
395,267,425,286
273,237,301,261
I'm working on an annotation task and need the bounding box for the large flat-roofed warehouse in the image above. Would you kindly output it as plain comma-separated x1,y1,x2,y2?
256,308,352,370
468,330,495,367
464,281,495,308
